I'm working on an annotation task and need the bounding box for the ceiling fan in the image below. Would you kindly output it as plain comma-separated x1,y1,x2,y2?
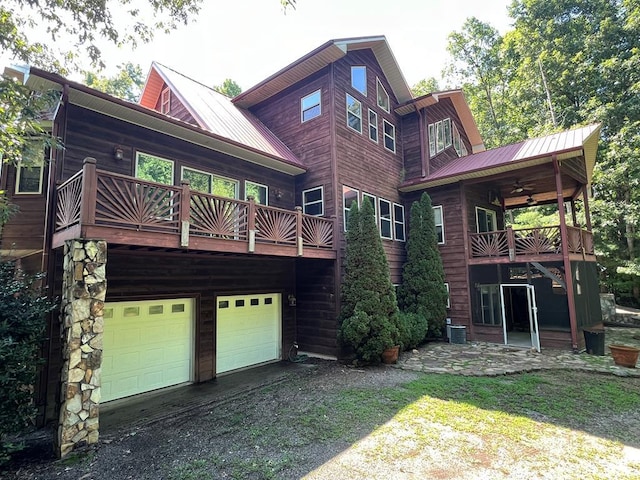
510,180,535,194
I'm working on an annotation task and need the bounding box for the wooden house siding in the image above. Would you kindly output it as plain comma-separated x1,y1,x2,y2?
424,98,472,175
401,113,423,181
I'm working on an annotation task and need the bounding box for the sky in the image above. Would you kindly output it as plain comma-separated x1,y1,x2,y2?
6,0,514,91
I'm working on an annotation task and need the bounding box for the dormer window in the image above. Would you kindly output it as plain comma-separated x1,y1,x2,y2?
351,66,367,96
301,90,322,123
376,78,390,113
160,87,171,114
428,117,455,157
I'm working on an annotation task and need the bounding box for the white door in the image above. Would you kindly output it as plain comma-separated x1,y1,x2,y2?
500,284,541,352
102,298,194,402
216,293,281,374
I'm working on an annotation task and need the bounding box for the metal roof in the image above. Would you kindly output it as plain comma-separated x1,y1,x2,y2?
148,62,303,168
400,124,601,192
233,36,413,108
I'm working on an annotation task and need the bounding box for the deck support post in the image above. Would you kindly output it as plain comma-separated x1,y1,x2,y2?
56,239,107,458
296,206,303,256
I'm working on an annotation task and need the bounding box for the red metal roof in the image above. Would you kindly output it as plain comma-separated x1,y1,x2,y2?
400,124,601,191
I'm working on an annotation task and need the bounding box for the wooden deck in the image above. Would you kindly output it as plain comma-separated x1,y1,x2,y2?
52,159,336,259
468,225,595,265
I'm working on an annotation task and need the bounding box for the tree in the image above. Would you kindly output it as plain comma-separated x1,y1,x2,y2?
411,77,440,96
213,78,243,98
0,260,56,464
338,199,401,363
84,63,145,102
398,193,448,338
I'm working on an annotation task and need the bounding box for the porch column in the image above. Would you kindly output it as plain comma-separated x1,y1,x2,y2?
553,157,579,350
56,239,107,458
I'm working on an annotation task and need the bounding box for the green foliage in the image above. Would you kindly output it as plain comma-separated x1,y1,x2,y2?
0,260,56,465
83,63,145,102
213,79,243,98
397,312,428,350
339,199,401,363
411,77,440,97
398,193,448,338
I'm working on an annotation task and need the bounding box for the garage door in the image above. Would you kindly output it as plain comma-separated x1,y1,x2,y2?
216,293,281,374
102,298,194,402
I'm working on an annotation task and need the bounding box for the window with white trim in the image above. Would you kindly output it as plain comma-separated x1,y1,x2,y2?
346,94,362,133
343,185,360,231
436,121,445,153
383,120,396,153
245,180,268,205
393,203,405,241
376,78,390,112
15,158,44,194
181,166,238,199
453,123,468,157
444,118,452,147
368,109,378,143
363,192,377,219
301,90,321,123
428,123,436,158
302,186,324,216
136,152,174,185
445,283,450,308
379,198,392,239
479,284,501,325
160,87,171,114
433,205,445,244
351,66,367,96
476,206,497,233
429,118,456,157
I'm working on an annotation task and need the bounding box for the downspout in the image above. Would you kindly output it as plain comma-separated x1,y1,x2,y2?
460,182,474,339
554,156,579,351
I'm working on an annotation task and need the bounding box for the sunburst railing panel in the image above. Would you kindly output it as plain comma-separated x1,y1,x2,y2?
189,193,248,240
514,226,560,255
302,216,334,248
255,206,297,245
55,172,83,230
470,231,509,257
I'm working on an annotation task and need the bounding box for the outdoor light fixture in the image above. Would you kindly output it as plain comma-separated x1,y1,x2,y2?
113,146,124,160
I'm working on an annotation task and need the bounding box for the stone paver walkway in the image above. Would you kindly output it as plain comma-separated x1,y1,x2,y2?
396,327,640,377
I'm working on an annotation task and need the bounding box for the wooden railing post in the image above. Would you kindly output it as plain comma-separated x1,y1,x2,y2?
506,226,515,261
80,158,97,226
247,196,256,253
295,206,303,256
180,179,190,248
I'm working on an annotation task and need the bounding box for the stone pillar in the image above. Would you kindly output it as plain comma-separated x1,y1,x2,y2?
56,239,107,458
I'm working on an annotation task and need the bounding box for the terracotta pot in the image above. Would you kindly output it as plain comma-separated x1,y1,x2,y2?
381,345,400,364
609,344,640,368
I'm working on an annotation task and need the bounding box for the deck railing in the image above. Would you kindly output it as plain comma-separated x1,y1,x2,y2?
469,225,594,260
54,159,334,254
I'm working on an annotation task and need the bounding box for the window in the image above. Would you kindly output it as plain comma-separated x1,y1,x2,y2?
346,94,362,133
136,152,174,185
433,205,444,244
436,120,445,153
343,185,359,231
15,158,44,194
368,109,378,143
476,207,497,233
302,186,323,216
376,78,390,112
379,198,392,239
160,87,171,114
351,66,367,95
479,284,501,325
393,203,405,241
445,283,450,308
362,192,377,219
182,166,238,198
443,118,452,147
301,90,321,123
245,181,268,205
383,120,396,153
428,123,436,158
453,123,461,155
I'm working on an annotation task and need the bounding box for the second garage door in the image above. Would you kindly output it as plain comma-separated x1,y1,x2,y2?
216,293,281,374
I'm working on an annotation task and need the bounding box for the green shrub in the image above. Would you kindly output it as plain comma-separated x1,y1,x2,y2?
398,312,428,350
0,260,55,465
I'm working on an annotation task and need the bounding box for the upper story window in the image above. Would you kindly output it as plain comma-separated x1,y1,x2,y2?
378,198,392,239
136,152,174,185
15,159,44,194
453,123,468,157
160,87,171,114
343,185,360,231
393,203,405,241
428,124,436,158
301,90,322,123
368,109,378,143
476,206,497,233
346,94,362,133
182,166,238,199
303,186,324,216
428,118,454,157
351,66,367,96
376,78,390,113
245,180,268,205
383,120,396,153
444,118,452,148
433,205,445,244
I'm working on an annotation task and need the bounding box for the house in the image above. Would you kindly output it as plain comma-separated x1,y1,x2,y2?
0,36,602,456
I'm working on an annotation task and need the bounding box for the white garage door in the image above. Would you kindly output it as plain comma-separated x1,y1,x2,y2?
102,298,194,402
216,293,281,374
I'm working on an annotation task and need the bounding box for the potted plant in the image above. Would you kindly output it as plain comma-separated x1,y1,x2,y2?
609,344,640,368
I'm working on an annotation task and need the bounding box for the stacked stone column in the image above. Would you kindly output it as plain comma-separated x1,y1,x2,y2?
57,240,107,458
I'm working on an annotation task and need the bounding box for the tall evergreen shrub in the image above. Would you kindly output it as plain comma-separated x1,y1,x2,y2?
339,198,401,362
0,260,55,464
398,192,448,338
